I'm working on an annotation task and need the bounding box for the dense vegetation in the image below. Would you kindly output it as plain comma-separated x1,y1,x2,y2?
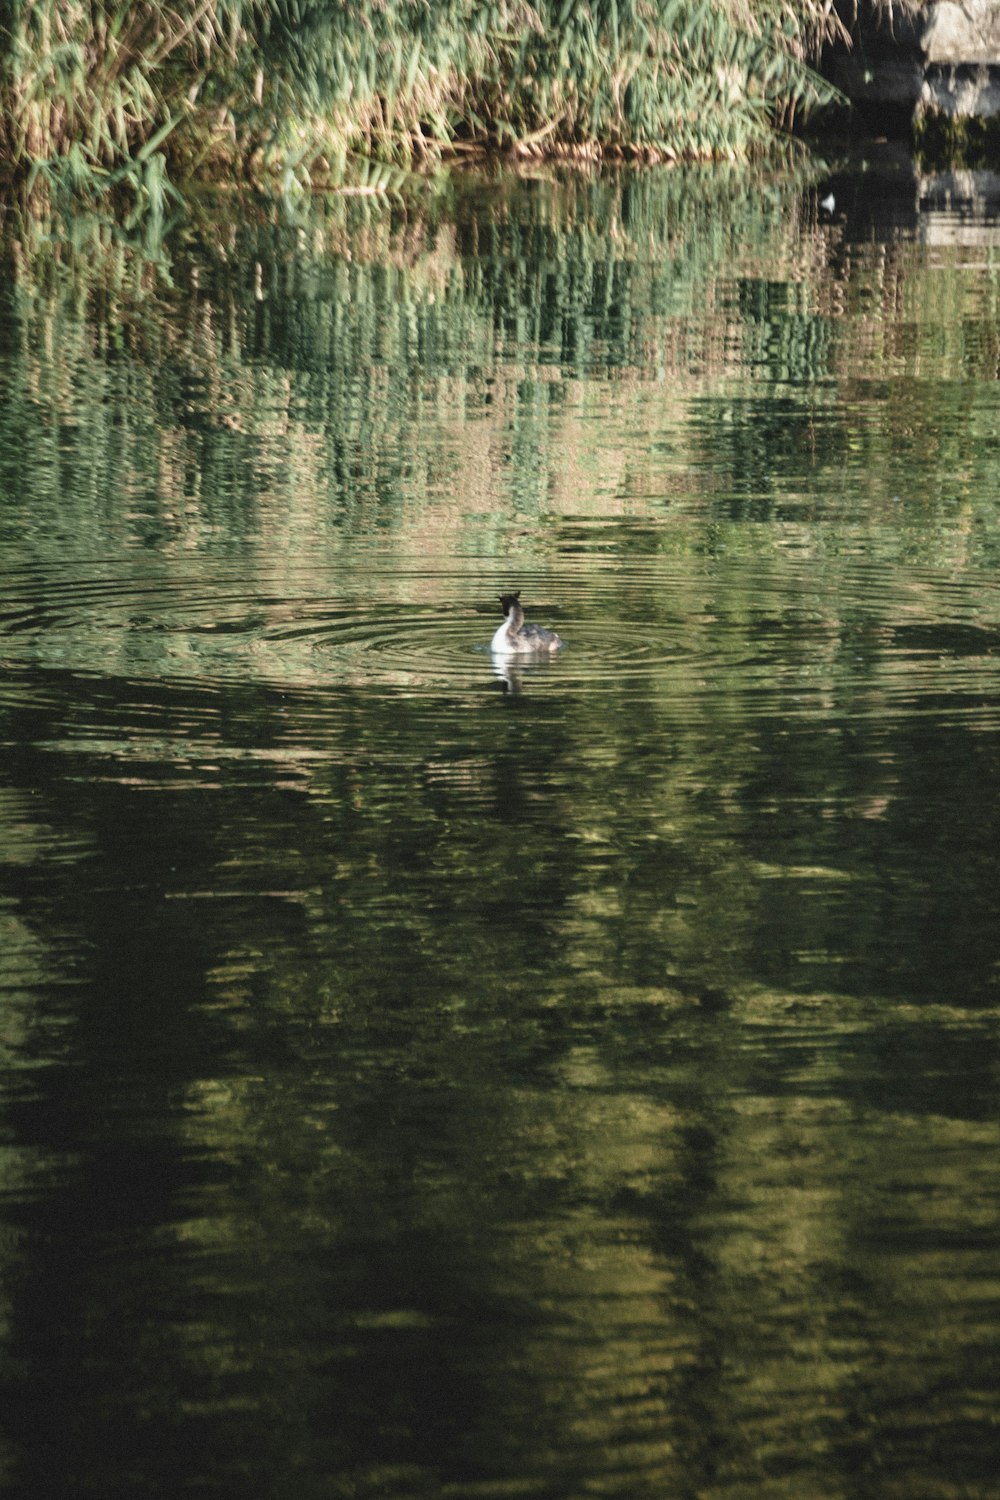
0,0,846,210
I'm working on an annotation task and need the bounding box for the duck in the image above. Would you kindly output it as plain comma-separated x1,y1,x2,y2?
491,591,562,654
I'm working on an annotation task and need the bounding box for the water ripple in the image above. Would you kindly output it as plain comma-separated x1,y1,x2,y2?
1,560,999,726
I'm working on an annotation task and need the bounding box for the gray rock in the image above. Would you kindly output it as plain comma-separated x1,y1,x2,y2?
920,61,1000,116
922,1,1000,64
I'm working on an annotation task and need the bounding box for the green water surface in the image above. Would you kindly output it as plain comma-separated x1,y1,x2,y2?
1,161,999,1499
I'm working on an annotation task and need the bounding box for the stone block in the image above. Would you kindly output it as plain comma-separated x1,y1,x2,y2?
920,61,1000,115
922,1,1000,64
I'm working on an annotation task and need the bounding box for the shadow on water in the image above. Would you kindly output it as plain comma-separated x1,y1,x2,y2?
2,163,1000,1498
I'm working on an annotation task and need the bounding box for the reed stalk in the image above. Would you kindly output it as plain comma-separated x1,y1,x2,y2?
0,0,849,211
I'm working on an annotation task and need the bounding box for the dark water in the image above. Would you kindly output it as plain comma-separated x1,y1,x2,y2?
2,160,1000,1498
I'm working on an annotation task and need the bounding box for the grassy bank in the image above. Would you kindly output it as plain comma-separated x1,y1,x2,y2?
0,1,847,209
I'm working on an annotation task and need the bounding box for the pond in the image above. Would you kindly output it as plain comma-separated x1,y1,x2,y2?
1,150,1000,1499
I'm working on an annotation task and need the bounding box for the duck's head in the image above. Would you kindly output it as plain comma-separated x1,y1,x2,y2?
498,591,521,617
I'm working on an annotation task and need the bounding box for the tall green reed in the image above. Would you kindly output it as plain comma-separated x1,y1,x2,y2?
0,0,255,207
260,0,845,167
0,0,847,215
